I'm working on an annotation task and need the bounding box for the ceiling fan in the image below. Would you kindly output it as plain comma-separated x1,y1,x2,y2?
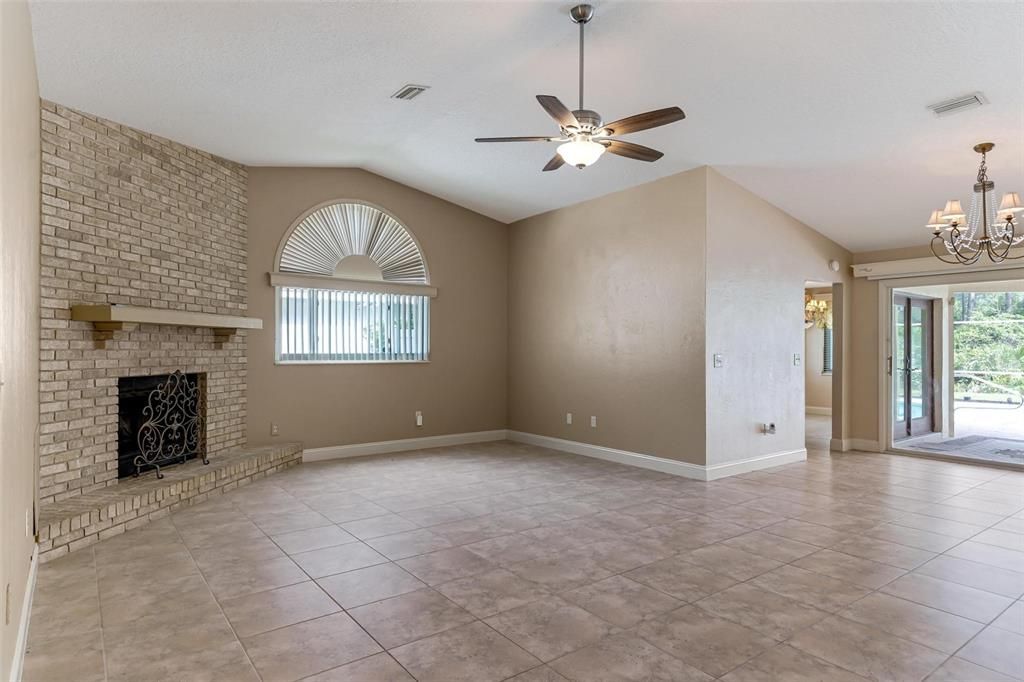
475,4,685,171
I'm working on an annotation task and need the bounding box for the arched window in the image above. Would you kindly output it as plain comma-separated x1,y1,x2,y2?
270,201,435,363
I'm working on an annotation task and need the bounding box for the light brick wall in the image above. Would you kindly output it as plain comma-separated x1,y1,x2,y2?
39,101,249,504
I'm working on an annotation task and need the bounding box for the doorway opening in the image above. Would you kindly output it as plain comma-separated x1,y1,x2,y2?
804,282,834,451
889,280,1024,466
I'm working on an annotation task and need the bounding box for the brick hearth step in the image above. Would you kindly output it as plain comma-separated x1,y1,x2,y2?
37,442,302,562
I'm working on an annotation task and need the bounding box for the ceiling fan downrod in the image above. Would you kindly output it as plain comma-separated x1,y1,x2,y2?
570,4,594,112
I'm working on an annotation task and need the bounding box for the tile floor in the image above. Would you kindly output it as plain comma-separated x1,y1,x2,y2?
23,440,1024,682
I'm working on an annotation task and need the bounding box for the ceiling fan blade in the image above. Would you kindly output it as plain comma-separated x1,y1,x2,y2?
474,136,559,143
600,107,685,136
537,95,580,129
542,154,566,172
602,139,664,162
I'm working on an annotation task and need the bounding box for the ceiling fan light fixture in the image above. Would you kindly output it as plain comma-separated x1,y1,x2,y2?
557,139,606,168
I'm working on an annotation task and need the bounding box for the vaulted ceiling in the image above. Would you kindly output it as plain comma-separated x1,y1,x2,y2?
30,1,1024,252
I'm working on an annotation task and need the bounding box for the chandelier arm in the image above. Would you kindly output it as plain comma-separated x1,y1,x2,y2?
947,226,982,265
930,236,965,265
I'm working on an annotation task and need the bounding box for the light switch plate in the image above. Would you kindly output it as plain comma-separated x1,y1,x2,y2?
793,353,801,366
713,354,724,368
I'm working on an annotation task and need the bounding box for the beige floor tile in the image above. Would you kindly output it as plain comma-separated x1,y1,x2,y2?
550,631,712,682
484,597,616,662
958,625,1024,678
624,555,736,602
507,666,569,681
507,548,615,592
695,582,829,641
99,572,219,625
27,590,100,641
365,529,454,559
243,612,381,681
840,592,984,654
636,604,775,677
925,656,1018,682
341,513,420,539
435,567,551,618
762,519,847,547
396,546,496,585
271,525,357,554
788,616,947,681
719,644,869,682
830,535,936,570
463,533,550,564
991,600,1024,634
916,555,1024,598
250,509,333,535
291,541,388,578
191,536,288,569
793,549,906,589
303,653,414,681
348,587,475,648
721,530,819,562
751,564,871,612
201,555,308,600
316,562,425,608
321,500,391,523
974,528,1024,552
862,522,964,552
885,512,986,540
880,572,1014,623
560,575,683,628
947,541,1024,573
22,629,105,682
220,580,340,637
391,620,539,682
681,544,783,581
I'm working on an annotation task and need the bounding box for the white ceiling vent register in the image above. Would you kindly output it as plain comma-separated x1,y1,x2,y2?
278,202,428,283
391,84,430,101
927,92,987,117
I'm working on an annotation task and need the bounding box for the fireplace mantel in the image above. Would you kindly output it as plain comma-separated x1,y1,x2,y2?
71,304,263,348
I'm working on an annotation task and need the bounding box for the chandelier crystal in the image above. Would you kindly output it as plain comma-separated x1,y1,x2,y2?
928,143,1024,265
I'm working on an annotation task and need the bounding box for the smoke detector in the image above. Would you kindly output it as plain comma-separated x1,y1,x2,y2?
927,92,987,117
391,84,430,101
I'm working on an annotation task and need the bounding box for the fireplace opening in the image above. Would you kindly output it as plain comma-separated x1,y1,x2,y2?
118,370,207,479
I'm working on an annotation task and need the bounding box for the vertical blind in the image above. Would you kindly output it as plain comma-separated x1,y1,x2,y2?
822,327,833,374
277,287,429,362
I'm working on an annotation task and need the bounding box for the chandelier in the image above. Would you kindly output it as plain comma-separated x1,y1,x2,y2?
928,142,1024,265
804,296,831,330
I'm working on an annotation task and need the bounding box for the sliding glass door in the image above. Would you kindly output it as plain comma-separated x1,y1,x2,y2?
893,294,935,440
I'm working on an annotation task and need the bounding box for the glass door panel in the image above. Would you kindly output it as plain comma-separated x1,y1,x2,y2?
893,295,934,440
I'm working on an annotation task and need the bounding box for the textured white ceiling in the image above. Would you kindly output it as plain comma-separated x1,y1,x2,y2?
30,1,1024,252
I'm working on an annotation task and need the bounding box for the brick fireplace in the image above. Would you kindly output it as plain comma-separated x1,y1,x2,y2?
39,101,249,504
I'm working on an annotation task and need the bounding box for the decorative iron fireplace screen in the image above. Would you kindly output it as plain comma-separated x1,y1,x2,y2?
118,370,207,478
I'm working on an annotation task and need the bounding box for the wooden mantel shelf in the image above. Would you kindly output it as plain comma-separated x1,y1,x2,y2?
71,304,263,349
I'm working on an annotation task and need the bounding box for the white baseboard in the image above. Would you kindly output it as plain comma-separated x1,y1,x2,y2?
303,430,508,462
805,406,832,416
507,431,708,480
705,449,807,480
506,431,806,481
10,545,38,682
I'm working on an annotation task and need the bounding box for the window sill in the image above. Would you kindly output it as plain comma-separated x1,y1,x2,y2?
275,360,431,366
821,371,833,376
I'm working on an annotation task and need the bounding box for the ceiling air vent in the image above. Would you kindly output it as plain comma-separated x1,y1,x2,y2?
927,92,987,117
391,84,430,101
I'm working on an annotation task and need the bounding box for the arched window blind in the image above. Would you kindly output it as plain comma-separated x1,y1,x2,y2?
273,202,432,363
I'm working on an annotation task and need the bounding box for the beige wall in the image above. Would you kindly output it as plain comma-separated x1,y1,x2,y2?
507,168,708,465
247,168,508,449
0,0,40,677
704,169,851,465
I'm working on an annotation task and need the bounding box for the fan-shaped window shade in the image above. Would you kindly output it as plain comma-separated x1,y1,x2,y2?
279,202,428,284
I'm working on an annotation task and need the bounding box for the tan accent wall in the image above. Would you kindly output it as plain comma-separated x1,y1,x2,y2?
0,1,40,677
246,168,508,449
705,169,851,465
507,168,708,464
38,103,249,503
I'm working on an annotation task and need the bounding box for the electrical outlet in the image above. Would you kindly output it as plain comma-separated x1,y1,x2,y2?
270,423,279,436
590,415,597,428
762,422,777,435
415,410,423,427
566,412,573,425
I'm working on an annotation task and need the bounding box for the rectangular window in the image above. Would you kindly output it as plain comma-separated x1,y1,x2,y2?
822,327,833,374
276,287,429,363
